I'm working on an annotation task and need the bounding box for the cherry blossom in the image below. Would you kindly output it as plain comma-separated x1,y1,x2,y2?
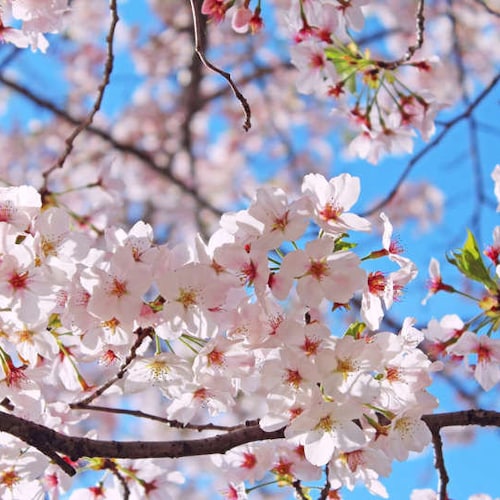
274,237,366,306
492,165,500,211
421,257,455,305
447,331,500,391
285,398,368,466
301,173,371,234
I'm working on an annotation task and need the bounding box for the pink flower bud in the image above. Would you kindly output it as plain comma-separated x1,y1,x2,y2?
231,6,252,33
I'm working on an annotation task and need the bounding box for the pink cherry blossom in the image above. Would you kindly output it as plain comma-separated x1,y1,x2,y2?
275,238,366,306
302,173,371,234
492,165,500,211
447,331,500,391
87,250,153,325
231,6,252,33
421,257,455,305
285,399,368,466
290,39,338,95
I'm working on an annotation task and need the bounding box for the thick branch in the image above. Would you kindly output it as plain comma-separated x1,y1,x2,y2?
0,410,285,476
2,408,499,481
422,409,500,429
423,409,500,499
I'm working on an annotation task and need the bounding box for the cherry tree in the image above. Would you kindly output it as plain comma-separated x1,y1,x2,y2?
0,0,498,499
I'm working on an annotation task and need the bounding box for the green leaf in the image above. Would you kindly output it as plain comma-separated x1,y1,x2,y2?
47,313,62,330
334,233,357,252
446,230,498,292
344,321,366,338
324,47,357,94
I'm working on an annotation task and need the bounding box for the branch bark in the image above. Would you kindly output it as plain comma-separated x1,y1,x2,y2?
0,410,284,476
2,408,499,480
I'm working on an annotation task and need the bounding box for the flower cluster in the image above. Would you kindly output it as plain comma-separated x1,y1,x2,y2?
422,221,500,392
0,173,443,497
201,0,446,163
0,0,68,52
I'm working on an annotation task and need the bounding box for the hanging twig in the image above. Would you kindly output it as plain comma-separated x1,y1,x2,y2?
187,0,252,131
376,0,426,70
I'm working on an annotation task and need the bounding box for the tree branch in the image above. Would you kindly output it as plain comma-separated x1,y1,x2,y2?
375,0,426,70
422,409,500,500
0,410,285,476
43,0,119,181
361,72,500,217
187,0,252,131
70,403,258,432
1,408,499,482
70,327,153,407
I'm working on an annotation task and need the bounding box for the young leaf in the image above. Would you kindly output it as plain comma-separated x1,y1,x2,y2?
447,230,498,292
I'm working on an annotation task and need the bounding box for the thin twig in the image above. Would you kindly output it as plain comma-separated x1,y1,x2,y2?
374,0,425,70
43,0,119,183
187,0,251,131
71,403,258,432
469,0,500,17
447,0,486,241
106,460,131,500
319,464,331,500
70,327,154,407
291,480,309,500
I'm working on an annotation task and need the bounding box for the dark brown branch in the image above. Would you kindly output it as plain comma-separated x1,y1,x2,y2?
107,460,131,500
422,409,500,428
0,410,285,476
319,464,331,500
1,408,499,482
292,480,309,500
428,426,449,500
446,0,486,241
422,409,500,500
43,0,119,181
361,72,500,217
187,0,252,131
469,0,500,17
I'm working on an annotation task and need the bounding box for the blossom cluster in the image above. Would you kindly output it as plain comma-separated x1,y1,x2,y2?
0,0,68,52
201,0,499,166
422,220,500,392
202,0,445,163
0,172,445,498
